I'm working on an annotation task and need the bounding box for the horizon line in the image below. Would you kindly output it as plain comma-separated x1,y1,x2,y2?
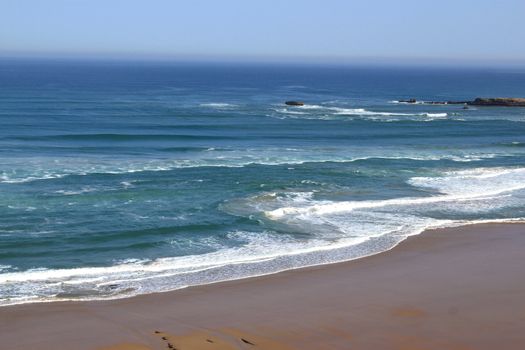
2,51,525,69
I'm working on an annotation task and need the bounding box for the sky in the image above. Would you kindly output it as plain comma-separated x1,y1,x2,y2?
1,0,525,65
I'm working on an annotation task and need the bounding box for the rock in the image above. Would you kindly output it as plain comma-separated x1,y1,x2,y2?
446,101,470,105
469,98,525,107
285,101,305,106
396,98,525,107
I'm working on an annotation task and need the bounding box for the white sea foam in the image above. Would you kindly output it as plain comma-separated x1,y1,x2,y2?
274,108,307,115
55,186,100,195
331,106,413,116
2,216,522,307
267,167,525,219
275,104,449,120
422,113,448,118
409,167,525,196
1,164,524,306
199,103,237,109
2,167,524,306
0,150,505,184
0,229,360,305
389,100,441,105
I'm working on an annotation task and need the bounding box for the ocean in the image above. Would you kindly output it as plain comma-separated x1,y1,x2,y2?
1,60,525,306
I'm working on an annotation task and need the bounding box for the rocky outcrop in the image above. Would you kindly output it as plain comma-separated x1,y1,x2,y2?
285,101,305,106
469,98,525,107
398,97,525,107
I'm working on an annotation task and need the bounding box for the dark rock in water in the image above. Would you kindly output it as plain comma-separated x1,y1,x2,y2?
446,101,470,105
285,101,305,106
397,97,525,107
469,98,525,107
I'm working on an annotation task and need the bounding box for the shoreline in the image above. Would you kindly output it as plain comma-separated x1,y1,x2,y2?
2,219,520,308
1,222,525,349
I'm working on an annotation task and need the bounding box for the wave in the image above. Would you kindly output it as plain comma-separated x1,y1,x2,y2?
157,146,223,152
5,134,241,142
408,167,525,195
273,108,307,115
199,103,238,109
390,100,426,105
423,113,448,118
2,217,522,307
389,100,446,105
0,229,364,305
266,167,525,219
54,187,100,196
275,104,449,120
0,152,503,184
1,166,524,306
497,141,525,148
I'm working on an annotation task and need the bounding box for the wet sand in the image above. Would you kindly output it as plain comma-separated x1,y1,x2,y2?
1,223,524,349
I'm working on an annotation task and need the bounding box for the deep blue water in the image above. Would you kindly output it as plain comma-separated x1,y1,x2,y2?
1,60,525,305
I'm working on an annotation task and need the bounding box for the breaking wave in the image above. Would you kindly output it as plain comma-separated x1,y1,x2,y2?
2,167,524,306
0,150,502,184
274,104,448,120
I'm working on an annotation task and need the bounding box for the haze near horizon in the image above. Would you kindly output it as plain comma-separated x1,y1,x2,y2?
1,0,525,65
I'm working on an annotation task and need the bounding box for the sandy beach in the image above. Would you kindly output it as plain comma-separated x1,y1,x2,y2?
1,223,524,350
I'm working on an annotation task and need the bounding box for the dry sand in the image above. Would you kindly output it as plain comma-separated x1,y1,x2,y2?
1,223,524,349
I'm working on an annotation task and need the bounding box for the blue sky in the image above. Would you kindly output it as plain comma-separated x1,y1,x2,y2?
1,0,524,64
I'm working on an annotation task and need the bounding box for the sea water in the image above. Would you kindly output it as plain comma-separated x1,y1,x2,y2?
1,60,525,305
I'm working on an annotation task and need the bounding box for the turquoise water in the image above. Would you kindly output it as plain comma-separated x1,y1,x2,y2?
1,60,525,305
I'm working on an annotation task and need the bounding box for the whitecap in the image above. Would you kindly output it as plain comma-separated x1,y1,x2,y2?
279,103,449,119
420,112,448,118
266,167,525,220
199,103,237,109
0,265,12,273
